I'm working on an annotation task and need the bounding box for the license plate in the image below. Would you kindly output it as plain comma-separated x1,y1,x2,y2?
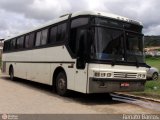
120,83,130,87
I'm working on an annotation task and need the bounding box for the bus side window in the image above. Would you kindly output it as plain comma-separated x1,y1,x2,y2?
49,26,57,44
6,41,10,51
35,31,41,46
10,38,16,50
35,29,48,47
3,42,6,52
16,36,24,49
12,39,16,50
16,38,20,49
25,33,35,48
69,28,77,55
25,35,30,48
57,23,66,42
10,39,14,50
29,32,35,48
41,29,48,45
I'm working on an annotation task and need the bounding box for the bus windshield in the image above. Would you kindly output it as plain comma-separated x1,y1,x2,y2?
91,27,125,61
126,33,144,63
90,18,144,64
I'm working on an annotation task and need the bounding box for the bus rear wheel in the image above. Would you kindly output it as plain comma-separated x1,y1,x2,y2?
9,67,14,81
56,72,68,96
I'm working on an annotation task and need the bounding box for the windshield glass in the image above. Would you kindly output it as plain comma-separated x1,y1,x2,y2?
91,27,124,61
90,23,145,64
126,33,144,63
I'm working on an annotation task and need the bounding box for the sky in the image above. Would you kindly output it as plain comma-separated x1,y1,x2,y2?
0,0,160,39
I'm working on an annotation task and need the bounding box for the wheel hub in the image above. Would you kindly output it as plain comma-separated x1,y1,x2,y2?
58,78,65,90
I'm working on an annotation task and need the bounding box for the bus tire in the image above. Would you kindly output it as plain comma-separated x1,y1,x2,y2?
9,66,14,81
56,72,68,96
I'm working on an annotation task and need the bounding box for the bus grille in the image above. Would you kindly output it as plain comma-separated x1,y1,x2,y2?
113,72,137,79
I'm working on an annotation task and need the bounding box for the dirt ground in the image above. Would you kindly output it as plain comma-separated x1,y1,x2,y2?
0,73,159,114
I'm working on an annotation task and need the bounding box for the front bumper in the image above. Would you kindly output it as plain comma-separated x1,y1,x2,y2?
88,78,146,93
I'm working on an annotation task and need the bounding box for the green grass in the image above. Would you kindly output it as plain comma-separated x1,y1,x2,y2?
131,57,160,99
132,81,160,99
146,57,160,71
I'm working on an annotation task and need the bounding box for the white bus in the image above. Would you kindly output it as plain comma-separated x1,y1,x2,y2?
2,11,148,96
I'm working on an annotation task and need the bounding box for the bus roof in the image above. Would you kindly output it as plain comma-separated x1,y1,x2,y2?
72,11,142,25
5,11,142,41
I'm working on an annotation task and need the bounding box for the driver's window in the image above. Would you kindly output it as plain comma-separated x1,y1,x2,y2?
69,17,89,57
76,29,88,57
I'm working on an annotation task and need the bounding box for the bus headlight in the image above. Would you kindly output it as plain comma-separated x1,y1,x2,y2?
94,72,100,77
94,72,113,78
107,73,112,77
101,73,106,77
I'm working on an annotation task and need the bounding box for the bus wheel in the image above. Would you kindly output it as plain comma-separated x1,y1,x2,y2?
9,67,14,81
56,72,68,96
